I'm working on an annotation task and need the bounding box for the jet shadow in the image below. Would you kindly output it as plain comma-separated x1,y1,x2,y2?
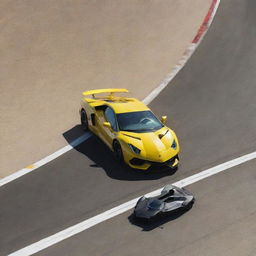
63,125,177,181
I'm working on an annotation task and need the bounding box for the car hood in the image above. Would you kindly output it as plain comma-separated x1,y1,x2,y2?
120,127,179,162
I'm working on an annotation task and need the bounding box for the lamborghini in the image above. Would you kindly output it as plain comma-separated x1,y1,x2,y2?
80,88,180,170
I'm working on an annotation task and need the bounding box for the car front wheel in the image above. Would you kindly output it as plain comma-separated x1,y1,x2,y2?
113,140,124,163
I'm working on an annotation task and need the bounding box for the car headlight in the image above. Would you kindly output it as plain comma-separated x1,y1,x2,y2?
171,139,177,149
128,144,141,154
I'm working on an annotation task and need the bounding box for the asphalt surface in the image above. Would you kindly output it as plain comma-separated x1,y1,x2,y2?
36,159,256,256
1,0,256,255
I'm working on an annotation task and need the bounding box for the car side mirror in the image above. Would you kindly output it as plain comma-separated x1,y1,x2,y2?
161,116,167,124
103,122,112,129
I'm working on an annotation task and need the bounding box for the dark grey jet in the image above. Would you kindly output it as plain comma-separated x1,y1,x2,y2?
134,185,195,220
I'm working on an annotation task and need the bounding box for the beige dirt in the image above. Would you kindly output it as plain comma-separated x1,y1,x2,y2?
0,0,211,178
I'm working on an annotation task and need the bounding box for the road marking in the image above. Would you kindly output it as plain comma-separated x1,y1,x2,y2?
192,0,219,44
143,0,220,105
25,165,35,169
9,150,256,256
0,133,91,187
0,0,220,187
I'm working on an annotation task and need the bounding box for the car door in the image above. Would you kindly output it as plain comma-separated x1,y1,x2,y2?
99,106,118,148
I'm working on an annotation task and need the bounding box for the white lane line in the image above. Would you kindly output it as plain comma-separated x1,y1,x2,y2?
143,0,220,105
143,43,196,105
0,133,91,187
0,0,220,187
8,150,256,256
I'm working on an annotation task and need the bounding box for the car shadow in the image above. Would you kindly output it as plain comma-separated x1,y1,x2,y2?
128,209,190,231
62,125,177,181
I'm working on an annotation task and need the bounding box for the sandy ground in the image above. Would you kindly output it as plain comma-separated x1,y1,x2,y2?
0,0,211,177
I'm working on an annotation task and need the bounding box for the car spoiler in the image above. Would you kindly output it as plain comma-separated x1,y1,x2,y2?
83,88,129,98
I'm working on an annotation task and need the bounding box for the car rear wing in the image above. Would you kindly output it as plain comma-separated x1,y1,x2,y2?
83,88,129,98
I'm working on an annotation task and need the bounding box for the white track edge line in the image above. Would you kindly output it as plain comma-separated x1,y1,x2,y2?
9,149,256,256
0,133,91,187
143,0,220,105
143,43,196,105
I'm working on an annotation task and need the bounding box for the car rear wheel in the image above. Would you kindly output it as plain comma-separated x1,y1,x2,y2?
80,109,88,131
113,140,124,163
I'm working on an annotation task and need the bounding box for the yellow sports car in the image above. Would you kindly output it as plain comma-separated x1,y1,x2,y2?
80,88,179,170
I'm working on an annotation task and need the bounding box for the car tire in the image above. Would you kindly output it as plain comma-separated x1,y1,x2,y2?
170,165,178,174
185,200,194,211
113,140,124,163
80,109,89,131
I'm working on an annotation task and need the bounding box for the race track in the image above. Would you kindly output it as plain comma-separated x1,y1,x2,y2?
1,0,256,255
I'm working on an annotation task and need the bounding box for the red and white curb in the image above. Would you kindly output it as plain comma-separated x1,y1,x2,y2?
0,0,220,188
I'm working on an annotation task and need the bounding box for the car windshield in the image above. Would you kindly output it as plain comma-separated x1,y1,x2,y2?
116,110,163,133
148,200,163,210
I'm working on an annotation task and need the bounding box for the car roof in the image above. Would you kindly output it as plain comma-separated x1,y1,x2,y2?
107,98,149,114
